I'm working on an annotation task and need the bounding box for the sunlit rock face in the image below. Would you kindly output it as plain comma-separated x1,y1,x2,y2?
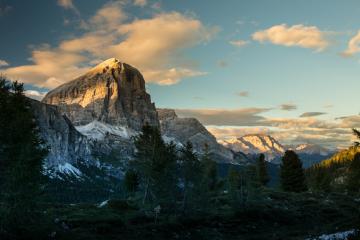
220,134,285,161
42,58,159,131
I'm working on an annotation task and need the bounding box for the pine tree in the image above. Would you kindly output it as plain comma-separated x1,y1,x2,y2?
132,125,177,209
257,153,269,186
124,169,139,194
201,144,218,192
179,141,202,213
0,79,48,235
280,150,307,192
347,152,360,193
227,167,241,206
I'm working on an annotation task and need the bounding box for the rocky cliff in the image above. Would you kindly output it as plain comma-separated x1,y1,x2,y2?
30,99,94,177
42,58,158,131
157,108,237,163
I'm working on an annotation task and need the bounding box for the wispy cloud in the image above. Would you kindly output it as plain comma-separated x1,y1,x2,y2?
0,4,12,16
134,0,147,7
280,103,297,111
341,30,360,57
236,91,249,97
0,59,9,67
299,112,327,118
252,24,329,51
57,0,79,15
229,40,249,47
175,108,271,126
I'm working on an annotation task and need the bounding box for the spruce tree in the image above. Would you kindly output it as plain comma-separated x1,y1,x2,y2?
132,125,177,209
280,150,307,192
124,169,139,194
179,141,202,213
0,79,48,235
347,153,360,193
227,167,241,206
257,153,269,186
201,144,218,192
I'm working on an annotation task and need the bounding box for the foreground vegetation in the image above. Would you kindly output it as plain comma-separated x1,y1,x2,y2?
3,190,359,240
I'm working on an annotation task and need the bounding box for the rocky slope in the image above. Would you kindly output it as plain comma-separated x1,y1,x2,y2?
157,108,243,164
42,58,158,131
30,99,94,178
219,134,285,161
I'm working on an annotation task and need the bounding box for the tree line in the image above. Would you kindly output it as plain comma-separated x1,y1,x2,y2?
124,124,308,215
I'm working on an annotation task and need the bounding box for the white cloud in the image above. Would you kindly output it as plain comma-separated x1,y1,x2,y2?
134,0,147,7
229,40,249,47
4,3,217,88
252,24,329,51
5,50,88,88
342,30,360,57
24,90,48,101
0,59,9,67
57,0,79,15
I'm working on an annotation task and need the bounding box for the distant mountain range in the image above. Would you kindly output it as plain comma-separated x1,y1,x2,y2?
219,134,334,167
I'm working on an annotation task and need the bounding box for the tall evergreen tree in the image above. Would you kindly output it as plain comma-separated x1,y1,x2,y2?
124,169,139,194
0,78,48,235
227,167,242,206
179,141,202,213
201,144,218,192
257,153,269,186
347,152,360,193
132,125,177,209
280,150,307,193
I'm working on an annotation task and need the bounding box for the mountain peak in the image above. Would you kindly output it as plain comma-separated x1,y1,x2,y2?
220,134,285,161
89,58,125,74
42,59,158,130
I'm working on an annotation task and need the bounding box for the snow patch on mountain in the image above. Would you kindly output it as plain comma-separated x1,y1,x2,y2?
162,135,184,148
306,229,356,240
75,121,137,140
44,163,83,180
220,134,285,161
293,144,332,156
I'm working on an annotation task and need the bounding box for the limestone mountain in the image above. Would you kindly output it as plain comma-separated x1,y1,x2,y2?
42,58,158,131
157,108,239,164
220,134,333,167
219,134,285,161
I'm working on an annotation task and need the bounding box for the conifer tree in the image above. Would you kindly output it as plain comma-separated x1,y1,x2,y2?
132,125,177,209
227,167,241,205
201,144,218,192
257,153,269,186
179,141,202,212
124,169,139,194
280,150,307,192
0,78,48,235
347,152,360,193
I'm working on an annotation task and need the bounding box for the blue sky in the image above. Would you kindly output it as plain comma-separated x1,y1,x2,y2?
1,0,360,148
